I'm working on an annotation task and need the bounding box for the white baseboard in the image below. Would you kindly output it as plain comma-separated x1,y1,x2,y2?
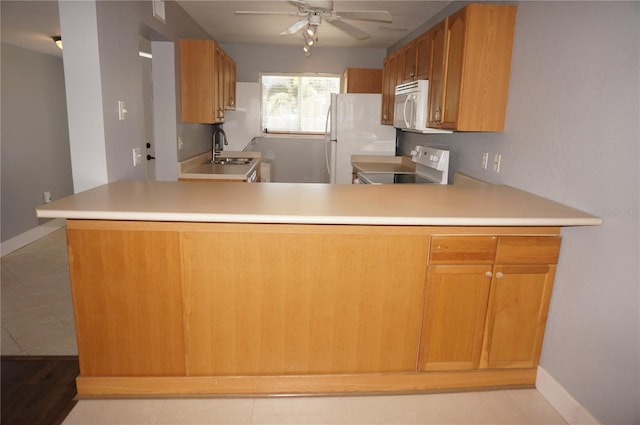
536,366,600,425
1,219,66,257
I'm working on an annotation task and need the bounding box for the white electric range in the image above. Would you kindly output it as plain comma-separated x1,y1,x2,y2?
357,146,450,185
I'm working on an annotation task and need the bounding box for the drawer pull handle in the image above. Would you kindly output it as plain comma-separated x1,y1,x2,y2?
485,271,493,278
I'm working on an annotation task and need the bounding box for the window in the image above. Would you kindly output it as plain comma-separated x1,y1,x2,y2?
261,74,340,134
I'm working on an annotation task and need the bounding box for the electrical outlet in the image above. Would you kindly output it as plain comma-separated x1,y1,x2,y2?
132,148,142,166
43,191,52,203
482,152,489,169
493,154,502,173
178,136,184,150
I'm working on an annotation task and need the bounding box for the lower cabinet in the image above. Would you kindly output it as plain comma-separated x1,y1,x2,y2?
418,235,561,372
481,264,556,369
66,222,186,377
181,225,429,376
418,264,492,371
64,221,561,395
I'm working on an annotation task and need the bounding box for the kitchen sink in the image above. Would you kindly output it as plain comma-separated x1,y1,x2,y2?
209,158,253,165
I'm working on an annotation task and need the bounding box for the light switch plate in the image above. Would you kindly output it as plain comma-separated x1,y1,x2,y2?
132,148,142,166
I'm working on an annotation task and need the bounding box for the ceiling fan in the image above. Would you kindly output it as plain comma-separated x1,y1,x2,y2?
234,0,393,41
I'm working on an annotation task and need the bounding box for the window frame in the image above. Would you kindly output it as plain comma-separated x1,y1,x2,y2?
259,72,341,137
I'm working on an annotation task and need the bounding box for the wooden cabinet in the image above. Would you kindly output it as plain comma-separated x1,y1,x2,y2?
426,19,448,127
179,39,236,123
380,51,400,125
414,30,433,81
381,4,516,130
182,225,428,376
66,221,186,377
223,53,236,110
341,68,382,93
400,41,417,82
418,235,560,372
64,221,562,396
418,236,496,371
427,4,517,131
481,237,560,369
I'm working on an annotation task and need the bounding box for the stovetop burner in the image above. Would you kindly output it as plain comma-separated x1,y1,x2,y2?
357,146,450,185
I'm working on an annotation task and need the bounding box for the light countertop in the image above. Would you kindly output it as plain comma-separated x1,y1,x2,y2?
352,155,416,174
35,179,602,227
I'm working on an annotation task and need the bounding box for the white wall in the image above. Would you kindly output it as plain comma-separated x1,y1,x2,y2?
398,2,639,424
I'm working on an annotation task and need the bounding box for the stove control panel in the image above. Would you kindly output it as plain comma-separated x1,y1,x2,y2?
410,146,450,172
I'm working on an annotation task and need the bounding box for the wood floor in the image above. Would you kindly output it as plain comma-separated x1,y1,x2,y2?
1,356,79,425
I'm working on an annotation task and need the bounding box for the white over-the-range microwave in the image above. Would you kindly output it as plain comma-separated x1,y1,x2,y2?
393,80,452,134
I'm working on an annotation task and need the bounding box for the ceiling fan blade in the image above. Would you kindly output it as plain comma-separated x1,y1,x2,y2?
280,19,310,35
234,11,300,17
326,19,370,40
333,10,392,23
287,0,311,11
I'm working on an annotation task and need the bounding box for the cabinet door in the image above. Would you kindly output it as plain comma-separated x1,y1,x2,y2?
182,225,428,376
215,46,225,122
180,39,217,123
380,57,391,123
427,19,447,127
481,265,556,369
418,265,492,371
223,54,236,110
342,68,383,94
414,31,432,81
441,7,466,129
381,52,400,125
401,41,417,82
66,222,186,377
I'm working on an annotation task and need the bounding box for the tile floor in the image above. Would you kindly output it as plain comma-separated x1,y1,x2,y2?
1,229,568,425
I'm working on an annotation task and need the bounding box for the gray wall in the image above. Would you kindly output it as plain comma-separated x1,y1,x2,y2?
220,43,386,83
397,2,639,424
245,137,329,183
1,43,74,241
59,0,214,192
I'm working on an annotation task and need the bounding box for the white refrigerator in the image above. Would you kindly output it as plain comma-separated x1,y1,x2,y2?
326,93,397,184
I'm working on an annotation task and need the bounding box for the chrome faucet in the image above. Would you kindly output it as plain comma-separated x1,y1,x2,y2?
211,127,229,162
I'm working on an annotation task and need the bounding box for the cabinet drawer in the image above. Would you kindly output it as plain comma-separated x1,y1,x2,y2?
496,236,561,265
430,236,497,264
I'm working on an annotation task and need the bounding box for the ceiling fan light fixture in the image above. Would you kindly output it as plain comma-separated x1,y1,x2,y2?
303,31,314,46
52,36,63,50
306,24,317,37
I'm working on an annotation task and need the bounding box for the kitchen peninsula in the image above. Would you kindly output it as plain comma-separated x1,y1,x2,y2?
36,179,601,397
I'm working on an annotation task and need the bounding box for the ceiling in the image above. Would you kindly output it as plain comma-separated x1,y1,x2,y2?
177,1,451,48
0,1,451,58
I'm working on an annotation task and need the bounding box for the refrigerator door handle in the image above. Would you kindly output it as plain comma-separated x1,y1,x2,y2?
324,104,334,182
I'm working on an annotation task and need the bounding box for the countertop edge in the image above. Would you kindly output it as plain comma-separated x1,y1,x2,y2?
35,209,603,227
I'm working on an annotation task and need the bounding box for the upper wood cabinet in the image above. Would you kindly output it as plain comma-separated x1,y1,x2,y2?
380,51,400,125
341,68,383,93
400,41,417,82
414,31,433,81
179,39,236,124
382,3,516,131
429,4,517,131
223,53,236,110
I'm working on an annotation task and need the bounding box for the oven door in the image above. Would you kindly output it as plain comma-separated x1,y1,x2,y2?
358,171,433,184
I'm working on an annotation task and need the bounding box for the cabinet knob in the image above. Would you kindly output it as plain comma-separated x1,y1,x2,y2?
485,271,493,278
495,271,504,279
